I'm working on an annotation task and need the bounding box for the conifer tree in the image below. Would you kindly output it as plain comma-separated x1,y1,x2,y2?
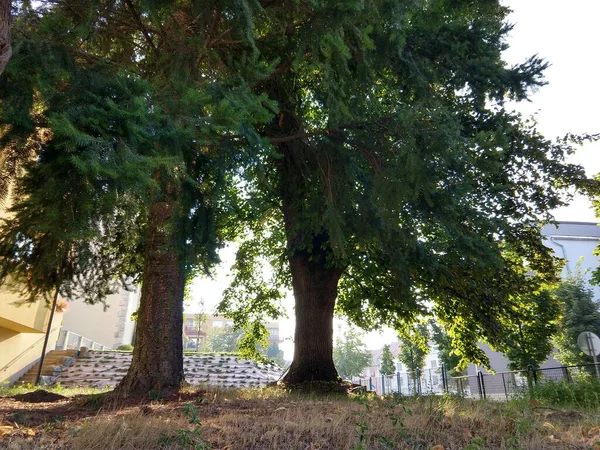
3,0,600,391
0,0,273,393
379,344,396,378
220,0,599,384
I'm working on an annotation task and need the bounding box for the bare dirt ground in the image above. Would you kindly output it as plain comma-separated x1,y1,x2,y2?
1,387,599,449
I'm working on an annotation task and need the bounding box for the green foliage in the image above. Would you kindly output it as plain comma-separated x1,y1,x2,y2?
116,344,133,351
553,273,600,366
212,0,600,371
0,61,157,304
528,379,600,410
159,403,210,450
333,326,372,379
3,0,600,385
429,321,463,376
266,343,286,367
218,233,287,360
0,0,275,307
494,287,561,370
202,326,244,353
379,344,396,377
397,324,430,377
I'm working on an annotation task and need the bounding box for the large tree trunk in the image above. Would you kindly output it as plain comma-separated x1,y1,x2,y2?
283,251,342,384
272,101,343,384
0,0,11,75
116,196,185,394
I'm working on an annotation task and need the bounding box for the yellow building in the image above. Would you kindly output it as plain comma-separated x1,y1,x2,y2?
0,195,64,384
0,194,137,384
0,283,64,384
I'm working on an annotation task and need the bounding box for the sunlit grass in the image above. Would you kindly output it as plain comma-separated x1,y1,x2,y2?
0,382,112,397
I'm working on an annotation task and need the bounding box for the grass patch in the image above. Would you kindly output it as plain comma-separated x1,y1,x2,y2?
0,382,111,398
2,386,600,449
528,378,600,410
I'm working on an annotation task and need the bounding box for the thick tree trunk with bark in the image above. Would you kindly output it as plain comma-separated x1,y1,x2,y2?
0,0,11,75
283,252,342,383
271,100,344,384
116,196,185,394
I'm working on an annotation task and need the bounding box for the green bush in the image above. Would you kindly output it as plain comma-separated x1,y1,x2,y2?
530,379,600,409
116,344,134,351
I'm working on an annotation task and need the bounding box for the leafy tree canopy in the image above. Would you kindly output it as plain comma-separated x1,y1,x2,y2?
213,0,600,374
2,0,600,386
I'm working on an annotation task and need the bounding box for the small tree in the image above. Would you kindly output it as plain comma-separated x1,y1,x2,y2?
332,327,372,379
398,324,430,378
379,344,396,378
267,343,286,367
429,320,463,376
495,288,561,370
192,300,207,353
553,273,600,366
205,326,245,353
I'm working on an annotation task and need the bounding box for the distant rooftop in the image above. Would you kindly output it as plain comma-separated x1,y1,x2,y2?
541,221,600,239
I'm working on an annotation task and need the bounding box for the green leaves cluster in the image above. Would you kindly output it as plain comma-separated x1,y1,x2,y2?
495,287,561,370
553,272,600,366
1,0,599,379
397,323,430,377
333,326,372,379
379,344,396,377
429,321,464,376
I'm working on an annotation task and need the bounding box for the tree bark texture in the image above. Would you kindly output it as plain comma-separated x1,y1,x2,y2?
116,196,185,394
271,100,343,384
283,251,342,383
0,0,11,75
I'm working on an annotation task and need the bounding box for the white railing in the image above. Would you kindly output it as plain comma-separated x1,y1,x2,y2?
55,329,111,351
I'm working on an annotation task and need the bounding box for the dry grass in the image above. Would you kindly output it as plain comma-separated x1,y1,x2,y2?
1,387,599,449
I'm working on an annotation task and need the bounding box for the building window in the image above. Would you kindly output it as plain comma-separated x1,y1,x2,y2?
430,360,438,369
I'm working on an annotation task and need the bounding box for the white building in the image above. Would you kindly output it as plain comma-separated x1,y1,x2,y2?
468,221,600,378
542,221,600,298
59,287,140,349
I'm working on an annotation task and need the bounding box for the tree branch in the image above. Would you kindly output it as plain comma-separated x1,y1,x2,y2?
124,0,158,55
268,114,397,144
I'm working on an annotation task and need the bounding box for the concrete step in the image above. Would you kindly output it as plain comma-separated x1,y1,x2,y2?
50,350,77,355
15,349,79,386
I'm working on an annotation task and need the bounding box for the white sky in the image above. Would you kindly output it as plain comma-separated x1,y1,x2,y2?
188,1,600,360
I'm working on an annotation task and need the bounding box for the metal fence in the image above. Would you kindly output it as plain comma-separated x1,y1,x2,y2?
354,362,600,400
55,329,111,351
354,367,446,396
